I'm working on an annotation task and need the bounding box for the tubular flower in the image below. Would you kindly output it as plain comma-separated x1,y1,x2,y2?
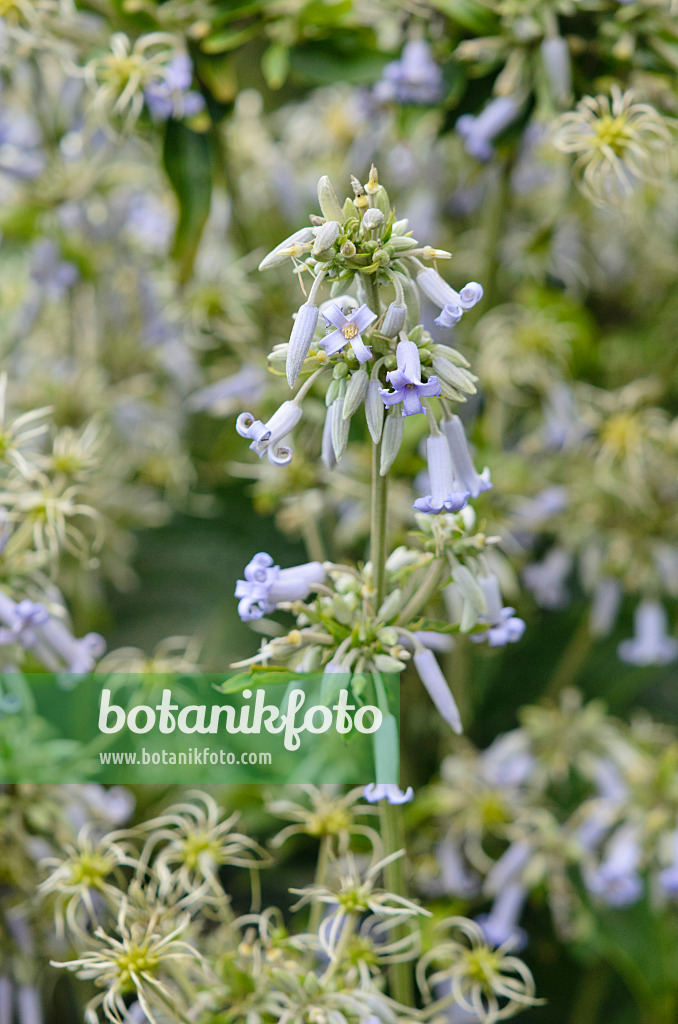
236,401,302,466
414,433,469,514
470,576,525,648
617,599,678,666
380,339,441,416
235,552,325,621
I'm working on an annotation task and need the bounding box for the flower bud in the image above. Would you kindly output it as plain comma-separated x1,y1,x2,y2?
380,410,403,475
365,380,385,443
362,208,385,231
381,302,407,337
343,366,369,419
312,220,340,255
331,395,350,461
287,303,319,388
258,227,313,271
541,36,572,106
317,175,345,223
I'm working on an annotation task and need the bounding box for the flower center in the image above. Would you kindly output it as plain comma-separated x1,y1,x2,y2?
342,324,359,340
594,114,631,155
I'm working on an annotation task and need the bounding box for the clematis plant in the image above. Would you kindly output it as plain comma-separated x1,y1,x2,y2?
231,168,527,1006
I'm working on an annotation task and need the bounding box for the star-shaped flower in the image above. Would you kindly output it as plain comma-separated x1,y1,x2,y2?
320,303,377,363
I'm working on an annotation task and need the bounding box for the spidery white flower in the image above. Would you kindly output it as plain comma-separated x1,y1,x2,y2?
553,86,673,206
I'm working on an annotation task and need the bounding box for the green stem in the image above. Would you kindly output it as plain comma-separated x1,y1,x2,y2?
568,964,609,1024
379,801,414,1006
544,616,593,702
397,561,445,626
370,442,388,607
308,835,331,935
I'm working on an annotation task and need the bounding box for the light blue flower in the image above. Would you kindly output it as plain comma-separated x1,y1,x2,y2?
414,433,469,514
456,96,522,162
442,416,491,499
320,302,377,363
413,648,463,733
522,548,572,609
380,339,441,416
376,40,443,106
584,825,643,907
236,400,302,466
363,783,414,804
144,54,205,121
475,881,528,950
235,552,324,621
618,599,678,666
470,575,525,648
658,831,678,898
0,597,48,650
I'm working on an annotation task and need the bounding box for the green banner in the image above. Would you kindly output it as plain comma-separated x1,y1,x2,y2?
0,671,400,785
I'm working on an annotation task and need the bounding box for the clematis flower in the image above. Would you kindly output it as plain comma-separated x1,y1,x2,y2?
380,339,441,416
235,552,325,621
442,416,491,498
584,825,643,907
658,831,678,897
320,302,377,363
143,53,205,121
415,268,483,328
363,783,414,804
475,881,528,950
470,575,525,648
413,648,463,733
456,96,522,162
414,433,469,514
376,39,443,106
618,599,678,666
236,401,302,466
522,548,572,609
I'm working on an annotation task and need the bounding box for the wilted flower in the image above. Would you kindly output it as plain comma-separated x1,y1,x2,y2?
83,33,187,125
418,917,541,1023
52,899,204,1024
553,86,673,206
138,792,270,904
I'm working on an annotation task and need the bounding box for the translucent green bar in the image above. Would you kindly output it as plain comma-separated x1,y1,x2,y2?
0,671,400,785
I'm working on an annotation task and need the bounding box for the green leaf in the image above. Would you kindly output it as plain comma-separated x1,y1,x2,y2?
163,121,213,283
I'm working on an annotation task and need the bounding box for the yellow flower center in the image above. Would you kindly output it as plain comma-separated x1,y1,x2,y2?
306,807,352,837
181,833,221,871
115,943,160,989
69,853,113,887
599,412,642,456
594,114,631,155
342,324,359,340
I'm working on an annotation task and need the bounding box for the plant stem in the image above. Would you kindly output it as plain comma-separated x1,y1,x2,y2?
369,435,413,1005
379,800,414,1007
308,835,331,935
544,616,593,701
371,441,389,607
397,560,445,625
